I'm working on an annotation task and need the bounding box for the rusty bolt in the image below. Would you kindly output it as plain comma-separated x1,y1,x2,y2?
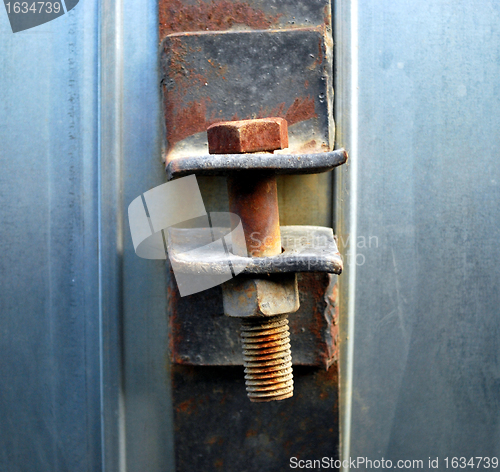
208,117,288,258
222,274,299,319
222,274,299,402
240,314,294,402
226,172,281,257
207,117,288,154
208,117,298,402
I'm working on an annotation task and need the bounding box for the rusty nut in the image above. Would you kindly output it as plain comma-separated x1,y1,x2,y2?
222,273,299,318
207,117,289,154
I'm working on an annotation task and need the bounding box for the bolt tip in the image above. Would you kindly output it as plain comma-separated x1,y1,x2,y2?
240,314,293,402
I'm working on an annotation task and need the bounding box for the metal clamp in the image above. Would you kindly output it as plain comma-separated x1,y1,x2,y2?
168,117,346,402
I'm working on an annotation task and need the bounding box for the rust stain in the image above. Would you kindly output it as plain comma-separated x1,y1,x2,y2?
245,429,258,438
257,97,317,126
307,38,325,70
324,5,332,29
313,363,339,401
205,436,219,445
293,273,338,368
283,97,317,125
164,93,211,145
164,36,189,77
317,37,324,65
227,174,281,257
323,275,339,367
297,139,318,153
177,398,196,414
162,36,212,146
307,275,328,345
164,95,316,150
162,36,318,149
159,0,281,40
207,58,228,75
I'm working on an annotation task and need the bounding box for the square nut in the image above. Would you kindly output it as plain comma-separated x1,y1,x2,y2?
222,273,299,318
207,117,289,154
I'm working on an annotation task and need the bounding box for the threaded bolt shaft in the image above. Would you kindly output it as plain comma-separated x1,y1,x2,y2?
240,314,293,402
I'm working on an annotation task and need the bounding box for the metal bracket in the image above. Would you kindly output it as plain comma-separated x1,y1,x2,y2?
166,149,347,180
160,1,342,372
167,225,342,275
161,27,335,162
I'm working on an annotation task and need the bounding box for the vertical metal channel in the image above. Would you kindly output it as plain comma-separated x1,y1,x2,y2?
336,0,500,465
334,0,358,467
99,0,126,469
121,1,175,470
100,0,174,470
0,0,172,470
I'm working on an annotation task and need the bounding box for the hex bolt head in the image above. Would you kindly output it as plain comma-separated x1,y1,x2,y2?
222,274,300,319
207,117,289,154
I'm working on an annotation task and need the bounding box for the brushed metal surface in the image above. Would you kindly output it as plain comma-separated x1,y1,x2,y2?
0,4,101,471
336,0,500,464
0,1,173,471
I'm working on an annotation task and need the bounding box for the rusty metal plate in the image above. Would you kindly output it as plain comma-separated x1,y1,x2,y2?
159,0,332,39
172,364,339,471
161,0,339,371
168,270,339,368
167,225,342,275
166,149,347,179
160,27,334,165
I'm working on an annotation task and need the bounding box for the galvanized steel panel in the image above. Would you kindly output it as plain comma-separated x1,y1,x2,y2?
0,1,172,471
336,0,500,465
0,4,101,471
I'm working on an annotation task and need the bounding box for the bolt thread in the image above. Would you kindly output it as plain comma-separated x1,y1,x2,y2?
240,314,293,402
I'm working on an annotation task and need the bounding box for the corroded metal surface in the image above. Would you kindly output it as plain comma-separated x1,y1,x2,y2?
172,363,339,471
166,148,347,180
241,315,293,402
166,225,343,275
222,273,299,318
159,0,281,39
160,28,334,162
207,117,288,154
227,172,282,257
159,0,332,38
214,116,293,402
168,269,338,368
159,0,336,257
162,0,340,463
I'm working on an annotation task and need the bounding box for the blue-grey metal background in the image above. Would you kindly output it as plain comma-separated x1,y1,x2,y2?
336,0,500,467
0,1,173,471
4,0,500,469
0,3,102,470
